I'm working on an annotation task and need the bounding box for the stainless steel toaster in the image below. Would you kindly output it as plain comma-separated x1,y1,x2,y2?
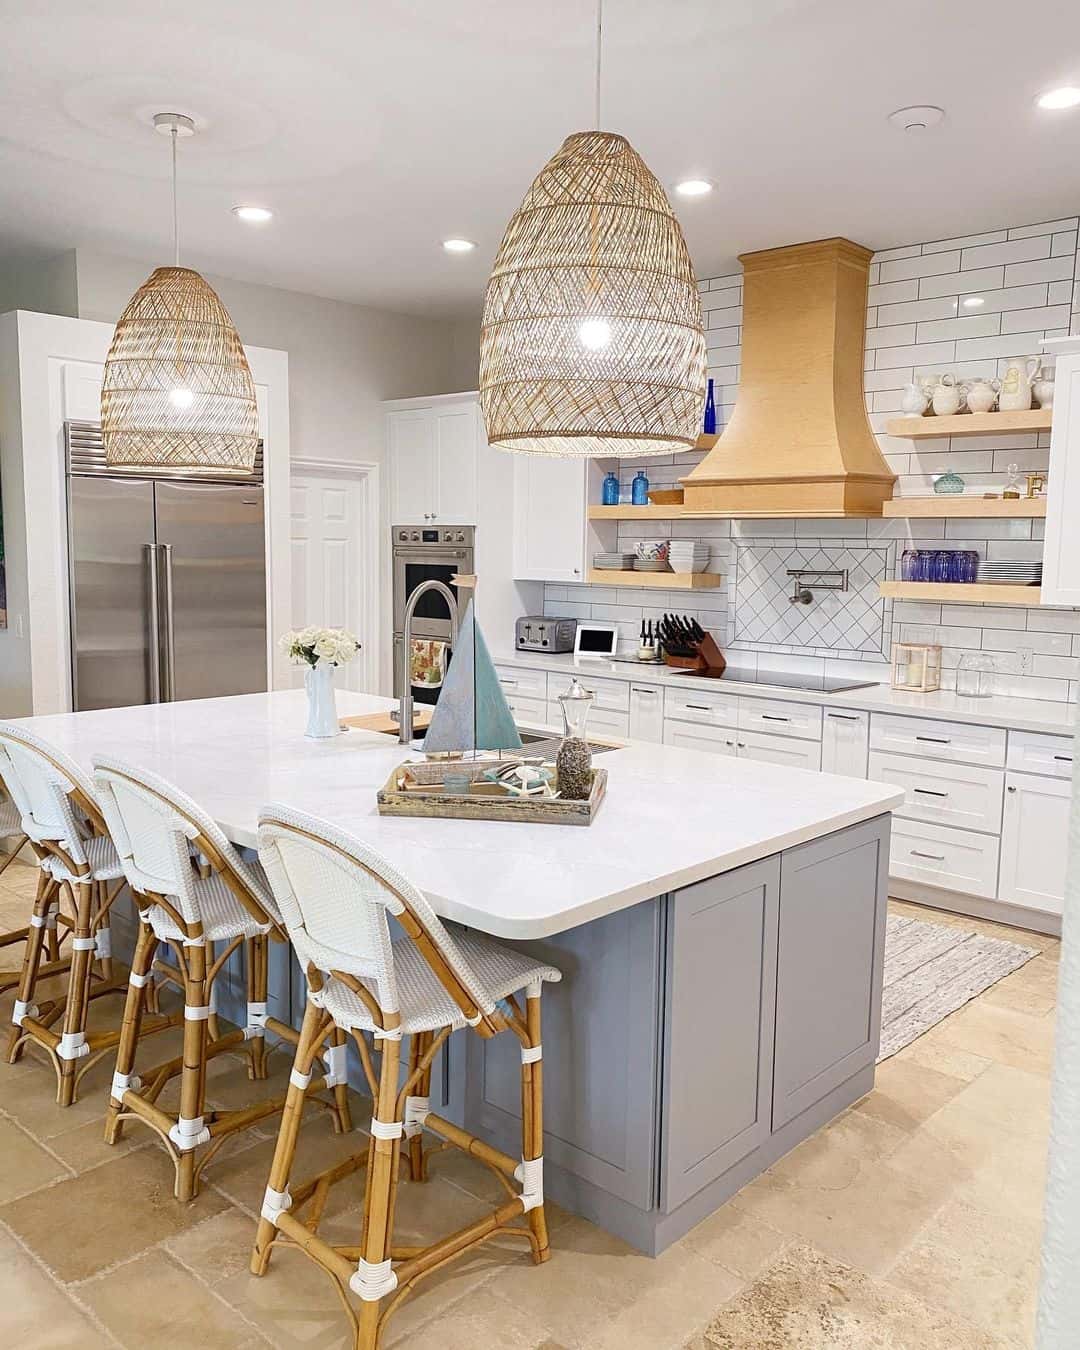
515,616,577,653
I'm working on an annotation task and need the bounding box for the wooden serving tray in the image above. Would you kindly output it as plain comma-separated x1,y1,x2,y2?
377,759,607,826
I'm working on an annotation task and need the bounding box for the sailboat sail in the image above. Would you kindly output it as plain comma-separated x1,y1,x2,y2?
421,600,523,755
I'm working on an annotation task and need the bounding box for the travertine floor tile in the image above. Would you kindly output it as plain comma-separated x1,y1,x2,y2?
931,998,1057,1074
679,1204,791,1279
0,1115,73,1202
165,1207,263,1288
895,1036,992,1084
0,1144,229,1282
0,1230,113,1349
80,1249,269,1348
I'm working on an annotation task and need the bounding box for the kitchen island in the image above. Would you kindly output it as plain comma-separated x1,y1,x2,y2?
11,689,902,1252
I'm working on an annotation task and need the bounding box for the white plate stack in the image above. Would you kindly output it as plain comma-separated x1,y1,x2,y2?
667,542,711,574
593,552,637,570
975,560,1042,586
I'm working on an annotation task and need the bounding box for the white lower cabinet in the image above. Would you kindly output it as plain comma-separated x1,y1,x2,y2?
502,694,548,727
738,730,821,771
550,702,630,740
663,719,736,756
629,684,664,742
999,771,1070,917
821,709,869,778
868,751,1004,835
889,818,1001,899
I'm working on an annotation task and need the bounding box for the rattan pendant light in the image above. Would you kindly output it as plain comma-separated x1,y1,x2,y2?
480,0,706,457
102,113,259,476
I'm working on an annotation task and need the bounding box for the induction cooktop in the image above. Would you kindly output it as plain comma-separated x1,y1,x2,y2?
671,667,880,694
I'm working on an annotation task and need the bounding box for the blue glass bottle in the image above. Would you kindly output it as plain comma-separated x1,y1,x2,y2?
601,471,619,505
631,469,649,505
703,378,717,435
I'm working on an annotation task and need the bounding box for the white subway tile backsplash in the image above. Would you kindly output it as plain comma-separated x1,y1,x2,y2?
954,332,1050,361
1004,255,1074,286
1000,304,1071,333
924,230,1007,254
919,265,1004,298
880,251,961,282
874,244,923,262
1009,218,1079,238
868,279,921,307
866,323,917,349
916,313,1001,342
876,296,960,326
1052,230,1078,256
960,236,1051,270
1049,279,1073,305
874,340,957,369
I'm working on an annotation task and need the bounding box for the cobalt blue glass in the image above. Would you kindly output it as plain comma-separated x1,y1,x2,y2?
703,378,717,435
631,470,649,505
602,471,619,505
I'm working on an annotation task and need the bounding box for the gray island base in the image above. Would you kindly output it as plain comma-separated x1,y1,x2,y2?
450,814,890,1254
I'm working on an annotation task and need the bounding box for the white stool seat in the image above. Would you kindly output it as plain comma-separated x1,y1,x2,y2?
44,832,125,884
313,926,560,1035
0,798,23,839
143,864,280,943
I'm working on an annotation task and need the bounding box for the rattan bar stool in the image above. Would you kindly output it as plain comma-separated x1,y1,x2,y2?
0,771,40,999
251,804,562,1350
92,756,352,1201
0,724,159,1106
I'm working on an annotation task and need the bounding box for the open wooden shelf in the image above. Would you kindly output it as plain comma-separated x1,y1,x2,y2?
880,581,1041,606
882,497,1046,518
586,569,723,589
694,432,720,450
885,410,1052,439
588,504,687,520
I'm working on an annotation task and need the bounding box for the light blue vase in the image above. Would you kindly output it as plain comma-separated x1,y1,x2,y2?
304,663,340,738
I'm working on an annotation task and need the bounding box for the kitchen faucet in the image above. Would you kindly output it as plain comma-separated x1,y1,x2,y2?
399,580,460,744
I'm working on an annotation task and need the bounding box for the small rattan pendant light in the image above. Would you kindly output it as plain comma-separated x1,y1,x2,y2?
480,0,706,458
101,113,259,476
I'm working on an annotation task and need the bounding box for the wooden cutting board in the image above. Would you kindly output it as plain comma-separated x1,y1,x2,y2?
341,707,434,736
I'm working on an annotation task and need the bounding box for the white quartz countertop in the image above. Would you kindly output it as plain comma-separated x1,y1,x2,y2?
492,649,1077,737
9,690,902,941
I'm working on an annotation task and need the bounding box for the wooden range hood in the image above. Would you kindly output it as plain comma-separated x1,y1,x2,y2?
681,238,896,518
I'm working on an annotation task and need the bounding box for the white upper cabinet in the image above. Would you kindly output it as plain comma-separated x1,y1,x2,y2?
1042,344,1080,605
513,455,588,582
386,399,479,525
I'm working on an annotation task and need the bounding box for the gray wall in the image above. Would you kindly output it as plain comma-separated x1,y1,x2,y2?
0,250,78,319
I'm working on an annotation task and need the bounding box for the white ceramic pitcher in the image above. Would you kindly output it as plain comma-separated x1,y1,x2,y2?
998,358,1040,412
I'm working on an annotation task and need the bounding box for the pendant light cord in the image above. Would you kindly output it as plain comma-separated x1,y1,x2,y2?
171,125,180,266
594,0,603,131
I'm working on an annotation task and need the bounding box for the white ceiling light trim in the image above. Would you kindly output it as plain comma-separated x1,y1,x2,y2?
674,178,714,197
887,105,945,132
1036,86,1080,110
232,204,273,223
442,237,477,253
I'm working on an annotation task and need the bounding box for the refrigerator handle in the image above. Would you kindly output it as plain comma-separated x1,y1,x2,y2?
144,544,162,704
160,543,177,702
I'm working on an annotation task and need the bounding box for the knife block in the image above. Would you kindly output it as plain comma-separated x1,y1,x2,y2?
662,633,727,675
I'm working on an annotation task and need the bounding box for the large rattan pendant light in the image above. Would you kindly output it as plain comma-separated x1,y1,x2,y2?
101,113,259,476
479,0,706,457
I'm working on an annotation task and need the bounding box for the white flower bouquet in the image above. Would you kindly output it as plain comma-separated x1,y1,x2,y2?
280,626,361,668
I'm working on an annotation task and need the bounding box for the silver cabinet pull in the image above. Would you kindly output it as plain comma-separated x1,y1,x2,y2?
827,713,858,721
915,735,950,744
632,687,657,696
762,714,790,722
685,703,711,712
144,544,161,704
910,850,945,861
160,544,176,702
499,678,517,686
1007,786,1017,793
725,739,735,747
1054,755,1073,762
913,787,949,798
737,742,746,749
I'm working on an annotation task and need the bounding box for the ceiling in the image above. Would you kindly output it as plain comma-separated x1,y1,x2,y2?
1,0,1079,319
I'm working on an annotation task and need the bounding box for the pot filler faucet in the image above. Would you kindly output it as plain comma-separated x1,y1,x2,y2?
399,580,460,744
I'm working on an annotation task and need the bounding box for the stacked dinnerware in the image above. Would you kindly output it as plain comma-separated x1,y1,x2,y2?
593,551,636,570
975,560,1042,586
667,541,711,574
633,540,671,572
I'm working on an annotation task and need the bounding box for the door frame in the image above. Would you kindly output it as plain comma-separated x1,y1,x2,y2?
290,457,380,695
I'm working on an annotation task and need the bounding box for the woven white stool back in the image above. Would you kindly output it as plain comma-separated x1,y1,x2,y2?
93,754,277,930
258,803,497,1021
0,723,97,863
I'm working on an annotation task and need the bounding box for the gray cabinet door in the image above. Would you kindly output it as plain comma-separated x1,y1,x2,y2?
660,857,780,1213
464,898,662,1209
772,816,889,1131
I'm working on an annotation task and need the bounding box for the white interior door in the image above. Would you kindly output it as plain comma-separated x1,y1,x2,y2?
290,466,377,692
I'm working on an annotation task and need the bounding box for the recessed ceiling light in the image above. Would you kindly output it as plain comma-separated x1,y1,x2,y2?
963,296,985,307
674,178,714,198
442,238,476,254
232,205,273,224
887,105,945,132
1036,86,1080,110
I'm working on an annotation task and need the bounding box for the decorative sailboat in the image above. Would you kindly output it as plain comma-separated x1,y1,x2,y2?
421,599,523,756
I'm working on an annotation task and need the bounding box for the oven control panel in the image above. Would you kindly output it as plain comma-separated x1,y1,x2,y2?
396,527,470,544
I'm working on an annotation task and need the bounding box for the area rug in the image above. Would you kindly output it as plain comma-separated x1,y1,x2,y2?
698,1244,1009,1349
878,915,1038,1061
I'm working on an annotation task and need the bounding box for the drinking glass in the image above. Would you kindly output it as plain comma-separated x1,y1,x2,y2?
932,550,951,582
963,550,979,583
901,549,918,581
913,550,931,581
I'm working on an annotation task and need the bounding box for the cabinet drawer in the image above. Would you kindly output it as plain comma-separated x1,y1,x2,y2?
550,702,628,740
738,730,821,771
549,672,629,713
739,697,822,742
868,751,1003,835
1006,729,1075,779
871,713,1005,767
663,719,736,756
494,665,547,702
502,694,549,727
889,818,1000,899
664,683,739,728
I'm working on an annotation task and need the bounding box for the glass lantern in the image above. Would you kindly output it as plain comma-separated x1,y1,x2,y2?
891,641,942,693
556,679,595,801
955,652,997,699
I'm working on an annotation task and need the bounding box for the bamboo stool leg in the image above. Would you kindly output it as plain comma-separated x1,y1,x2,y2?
247,933,269,1081
206,940,222,1045
250,995,326,1275
329,1022,352,1134
521,988,550,1264
407,1031,433,1183
5,870,56,1064
104,920,157,1145
174,937,211,1201
354,1029,402,1350
56,878,97,1107
94,880,114,983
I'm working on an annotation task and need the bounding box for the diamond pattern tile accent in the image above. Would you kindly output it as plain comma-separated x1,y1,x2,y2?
733,546,889,657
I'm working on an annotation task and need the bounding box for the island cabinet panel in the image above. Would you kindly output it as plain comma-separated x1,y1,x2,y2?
660,858,780,1213
771,817,890,1131
464,898,663,1209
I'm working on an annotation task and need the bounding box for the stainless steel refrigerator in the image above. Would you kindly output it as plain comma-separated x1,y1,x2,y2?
65,422,267,711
